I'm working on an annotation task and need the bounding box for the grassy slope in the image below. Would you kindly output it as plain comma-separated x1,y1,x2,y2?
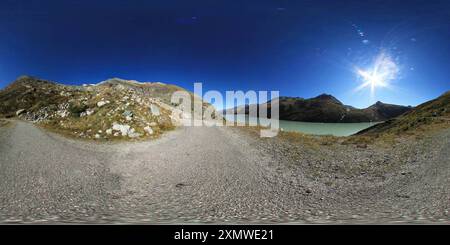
0,77,66,118
0,76,190,140
358,91,450,136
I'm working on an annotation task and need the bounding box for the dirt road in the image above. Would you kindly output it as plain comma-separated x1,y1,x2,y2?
0,121,448,223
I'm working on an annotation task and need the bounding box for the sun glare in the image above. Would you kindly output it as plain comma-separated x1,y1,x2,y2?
354,52,399,97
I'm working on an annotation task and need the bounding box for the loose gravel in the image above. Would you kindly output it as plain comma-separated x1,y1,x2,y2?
0,121,448,223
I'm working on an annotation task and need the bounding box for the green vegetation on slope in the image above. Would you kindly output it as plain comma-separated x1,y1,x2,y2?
358,91,450,136
0,76,202,140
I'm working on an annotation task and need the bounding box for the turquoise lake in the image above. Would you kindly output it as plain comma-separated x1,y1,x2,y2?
225,115,380,137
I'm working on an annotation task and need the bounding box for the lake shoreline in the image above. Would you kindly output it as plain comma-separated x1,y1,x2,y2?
224,114,382,136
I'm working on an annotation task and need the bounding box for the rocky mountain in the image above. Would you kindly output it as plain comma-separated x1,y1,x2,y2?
225,94,412,123
358,91,450,135
0,76,205,140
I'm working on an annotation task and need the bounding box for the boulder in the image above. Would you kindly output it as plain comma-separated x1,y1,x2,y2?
112,123,131,136
144,126,154,135
150,104,160,116
97,101,107,107
127,128,142,138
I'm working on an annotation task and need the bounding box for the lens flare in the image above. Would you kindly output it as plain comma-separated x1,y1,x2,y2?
354,52,399,97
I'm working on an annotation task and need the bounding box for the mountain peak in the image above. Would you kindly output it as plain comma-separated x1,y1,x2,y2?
313,93,342,104
374,101,384,106
16,75,35,80
316,93,333,98
14,75,40,83
315,93,336,99
370,101,399,108
9,75,54,88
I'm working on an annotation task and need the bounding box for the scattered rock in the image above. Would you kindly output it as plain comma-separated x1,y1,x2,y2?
122,110,133,117
0,76,185,141
106,129,113,135
111,123,142,138
144,126,154,135
80,109,94,117
112,123,131,136
57,110,69,118
150,104,160,116
127,128,142,138
97,100,109,107
16,109,26,116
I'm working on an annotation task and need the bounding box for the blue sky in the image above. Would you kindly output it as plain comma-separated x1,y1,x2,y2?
0,0,449,109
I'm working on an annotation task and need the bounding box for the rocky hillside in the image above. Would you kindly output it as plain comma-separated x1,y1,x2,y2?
358,91,450,135
0,76,204,140
225,94,411,123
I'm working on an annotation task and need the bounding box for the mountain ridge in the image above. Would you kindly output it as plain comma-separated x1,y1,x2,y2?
225,94,412,123
358,90,450,135
0,75,204,140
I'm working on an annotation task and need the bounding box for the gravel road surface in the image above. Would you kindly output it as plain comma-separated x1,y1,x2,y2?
0,121,448,223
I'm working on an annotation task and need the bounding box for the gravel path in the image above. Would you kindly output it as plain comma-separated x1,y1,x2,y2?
0,121,448,223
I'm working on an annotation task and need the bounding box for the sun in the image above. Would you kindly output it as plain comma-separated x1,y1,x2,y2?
354,51,399,97
356,67,388,91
